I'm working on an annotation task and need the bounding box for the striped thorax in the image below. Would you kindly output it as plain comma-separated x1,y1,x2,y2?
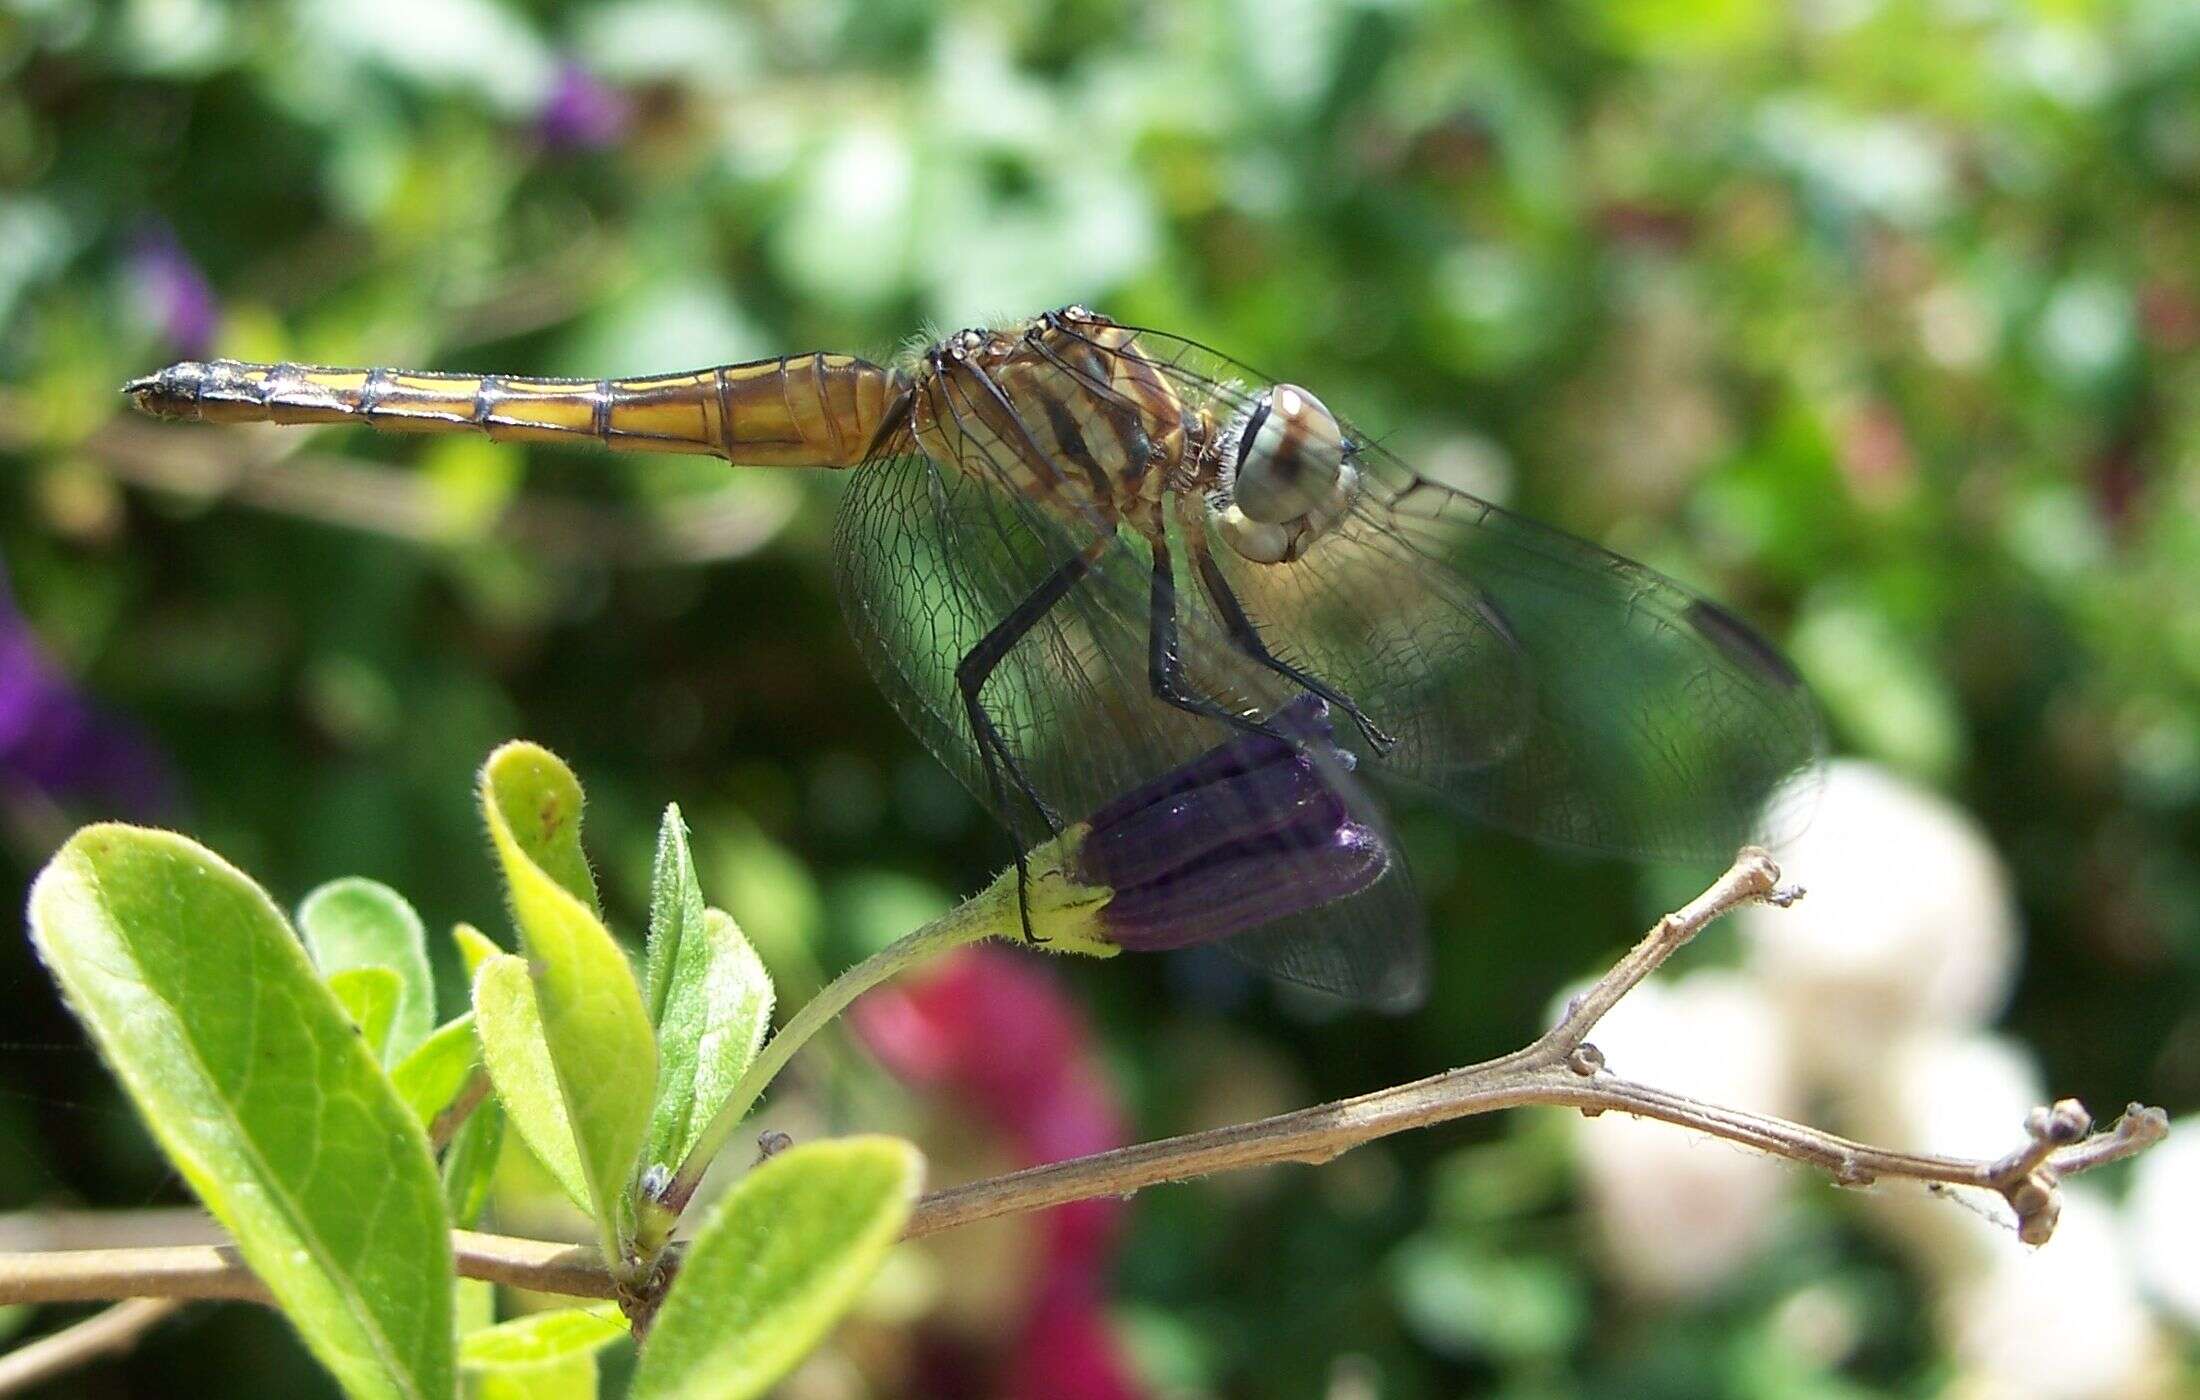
908,307,1191,532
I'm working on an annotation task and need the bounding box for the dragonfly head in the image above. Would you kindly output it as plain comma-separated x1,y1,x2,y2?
1213,384,1359,564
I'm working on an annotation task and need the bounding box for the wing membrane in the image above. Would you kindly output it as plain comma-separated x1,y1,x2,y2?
1053,319,1826,860
832,437,1427,1010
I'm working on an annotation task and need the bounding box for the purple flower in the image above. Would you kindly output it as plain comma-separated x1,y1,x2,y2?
0,559,175,820
126,222,220,359
537,62,631,151
1069,696,1388,950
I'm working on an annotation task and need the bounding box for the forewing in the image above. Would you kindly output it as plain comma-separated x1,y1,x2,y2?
831,441,1426,1010
1358,457,1825,858
1067,321,1826,861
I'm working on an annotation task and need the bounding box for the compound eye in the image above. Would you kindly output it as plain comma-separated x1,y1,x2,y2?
1232,385,1348,525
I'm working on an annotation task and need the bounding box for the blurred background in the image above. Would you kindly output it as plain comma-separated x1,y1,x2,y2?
3,0,2198,1395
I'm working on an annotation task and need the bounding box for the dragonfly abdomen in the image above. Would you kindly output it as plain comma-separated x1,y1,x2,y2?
122,354,909,467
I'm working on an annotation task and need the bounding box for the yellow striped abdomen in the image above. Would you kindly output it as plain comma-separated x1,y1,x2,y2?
122,353,910,468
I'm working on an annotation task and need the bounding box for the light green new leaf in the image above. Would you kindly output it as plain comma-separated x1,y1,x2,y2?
628,1137,922,1400
453,923,503,978
461,1304,626,1369
472,955,589,1214
299,878,437,1064
480,742,656,1265
463,1304,628,1400
29,827,453,1400
641,909,772,1179
391,1014,482,1127
328,966,403,1060
643,804,707,1025
470,1355,593,1400
481,743,599,912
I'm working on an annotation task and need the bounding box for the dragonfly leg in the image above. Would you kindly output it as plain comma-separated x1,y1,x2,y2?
1185,536,1398,753
1146,537,1293,742
955,536,1112,942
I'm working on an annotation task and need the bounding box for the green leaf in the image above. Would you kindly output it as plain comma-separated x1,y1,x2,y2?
480,742,600,913
299,877,438,1065
454,1278,498,1341
391,1014,482,1127
460,1304,625,1400
641,909,772,1179
29,826,454,1400
628,1137,922,1400
472,954,590,1214
444,1100,506,1230
643,804,707,1025
453,923,503,978
328,966,404,1060
470,1356,594,1400
462,1305,627,1370
480,742,656,1267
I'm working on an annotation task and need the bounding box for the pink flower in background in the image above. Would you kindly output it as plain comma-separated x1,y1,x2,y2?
856,946,1143,1400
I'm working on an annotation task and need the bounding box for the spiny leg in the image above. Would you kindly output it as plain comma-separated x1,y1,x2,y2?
1186,535,1397,753
1146,535,1293,742
955,536,1112,942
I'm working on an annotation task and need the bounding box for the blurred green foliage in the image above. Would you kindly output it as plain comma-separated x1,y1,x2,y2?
3,0,2197,1394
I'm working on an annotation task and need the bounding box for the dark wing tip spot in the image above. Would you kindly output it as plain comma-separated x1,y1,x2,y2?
1684,598,1804,689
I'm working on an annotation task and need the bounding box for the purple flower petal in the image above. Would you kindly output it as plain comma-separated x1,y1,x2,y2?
1075,745,1348,890
1100,823,1388,951
1083,693,1336,832
1064,691,1389,952
126,222,219,359
538,63,631,151
0,559,176,818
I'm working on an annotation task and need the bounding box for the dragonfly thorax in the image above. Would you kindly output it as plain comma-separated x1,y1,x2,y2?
906,309,1190,531
1212,384,1359,565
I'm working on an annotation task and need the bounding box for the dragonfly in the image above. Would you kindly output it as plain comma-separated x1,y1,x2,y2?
124,306,1824,1010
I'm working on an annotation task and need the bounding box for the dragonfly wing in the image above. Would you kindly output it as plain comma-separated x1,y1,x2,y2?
1355,458,1826,859
1065,322,1826,862
832,447,1427,1010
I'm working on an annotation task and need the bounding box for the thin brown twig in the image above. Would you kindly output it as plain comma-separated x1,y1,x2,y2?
0,1231,616,1307
0,849,2170,1317
901,851,2160,1243
0,1298,182,1396
428,1070,493,1154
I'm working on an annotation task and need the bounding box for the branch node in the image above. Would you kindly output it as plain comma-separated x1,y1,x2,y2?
2029,1099,2090,1147
1995,1100,2094,1182
1831,1157,1875,1188
2111,1103,2171,1149
1567,1043,1605,1077
2009,1173,2062,1247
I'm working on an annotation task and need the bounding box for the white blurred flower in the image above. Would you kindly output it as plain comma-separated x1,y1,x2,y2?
1565,971,1798,1299
2124,1118,2200,1331
1944,1186,2172,1400
1742,760,2018,1085
1847,1029,2046,1269
299,0,556,115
